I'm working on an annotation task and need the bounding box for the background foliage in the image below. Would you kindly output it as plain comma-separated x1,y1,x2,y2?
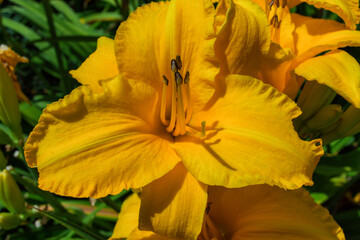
0,0,360,239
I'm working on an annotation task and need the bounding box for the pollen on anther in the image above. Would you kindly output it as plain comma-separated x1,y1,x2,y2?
163,75,169,86
171,59,178,72
175,72,183,84
184,71,190,84
176,55,182,70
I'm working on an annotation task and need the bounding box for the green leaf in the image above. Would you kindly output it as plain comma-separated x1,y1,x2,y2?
335,210,360,237
0,124,20,145
19,102,42,127
50,0,81,26
38,210,105,240
81,12,122,23
11,174,66,213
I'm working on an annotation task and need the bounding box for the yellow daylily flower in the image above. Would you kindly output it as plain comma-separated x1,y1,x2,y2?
110,185,344,240
25,0,323,238
0,45,29,103
224,0,360,142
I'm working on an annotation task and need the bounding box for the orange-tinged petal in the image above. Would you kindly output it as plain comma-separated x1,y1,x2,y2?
174,75,323,190
208,185,345,240
70,37,118,93
139,163,207,240
215,0,271,77
292,0,360,29
295,50,360,108
110,193,141,239
24,76,180,198
115,0,217,112
110,193,171,240
292,14,360,63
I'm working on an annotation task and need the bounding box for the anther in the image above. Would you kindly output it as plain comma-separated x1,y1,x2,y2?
269,0,275,9
201,121,206,138
275,0,280,7
184,71,190,84
282,0,287,8
163,75,169,86
175,72,183,85
171,59,178,72
176,55,182,70
270,15,279,27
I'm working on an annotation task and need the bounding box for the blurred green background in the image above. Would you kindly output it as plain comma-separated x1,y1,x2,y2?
0,0,360,239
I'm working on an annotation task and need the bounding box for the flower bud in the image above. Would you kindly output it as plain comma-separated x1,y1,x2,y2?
306,105,343,131
297,82,337,121
0,170,25,214
0,64,22,140
322,105,360,144
0,151,6,170
0,212,21,230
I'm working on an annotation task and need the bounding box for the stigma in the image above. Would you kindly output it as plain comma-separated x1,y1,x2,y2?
160,56,192,136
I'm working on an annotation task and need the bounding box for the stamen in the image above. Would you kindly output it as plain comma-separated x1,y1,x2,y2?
184,71,190,84
205,215,223,240
176,55,182,70
166,71,177,133
175,71,183,84
163,75,169,86
201,121,206,138
282,0,287,8
270,15,279,27
275,0,280,7
173,72,186,136
184,71,192,124
162,58,193,137
269,0,275,9
160,76,169,125
171,59,178,72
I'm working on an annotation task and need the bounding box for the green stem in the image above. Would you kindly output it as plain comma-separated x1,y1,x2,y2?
99,196,120,213
42,0,72,94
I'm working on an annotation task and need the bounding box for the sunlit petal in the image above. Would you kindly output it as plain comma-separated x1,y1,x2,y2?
289,0,360,29
292,14,360,63
139,163,207,240
70,37,118,93
215,0,271,77
24,76,180,198
208,185,345,240
295,50,360,108
174,75,323,190
115,0,217,112
110,193,141,239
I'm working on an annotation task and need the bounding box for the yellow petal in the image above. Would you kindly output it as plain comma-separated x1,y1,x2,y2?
110,193,171,240
208,185,345,240
292,14,360,63
295,50,360,108
215,0,271,77
139,163,207,240
70,37,119,93
174,75,323,190
24,76,180,198
127,229,170,240
293,0,360,29
110,193,141,239
115,0,217,112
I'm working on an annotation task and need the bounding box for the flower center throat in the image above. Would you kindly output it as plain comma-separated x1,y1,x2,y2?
160,56,192,136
